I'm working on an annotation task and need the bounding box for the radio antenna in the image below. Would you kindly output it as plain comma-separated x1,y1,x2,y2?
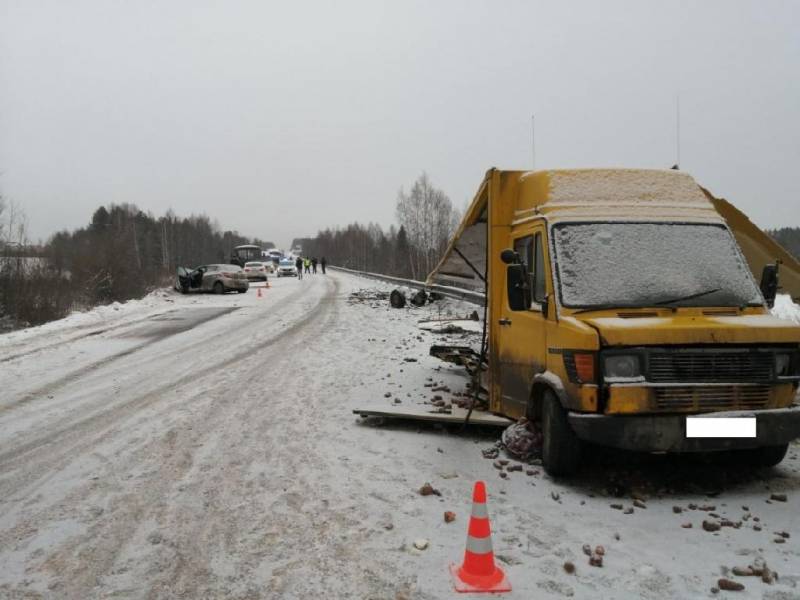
675,95,681,169
531,114,536,170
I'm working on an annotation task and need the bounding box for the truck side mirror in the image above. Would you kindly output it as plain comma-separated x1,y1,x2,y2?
507,264,529,311
500,249,518,265
760,262,780,309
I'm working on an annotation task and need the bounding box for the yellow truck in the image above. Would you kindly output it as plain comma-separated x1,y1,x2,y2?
428,168,800,475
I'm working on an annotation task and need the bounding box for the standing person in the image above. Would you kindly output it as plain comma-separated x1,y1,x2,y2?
321,257,327,274
295,256,303,280
304,257,311,274
311,257,318,274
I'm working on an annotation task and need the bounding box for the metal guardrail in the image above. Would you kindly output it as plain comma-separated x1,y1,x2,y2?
328,265,485,306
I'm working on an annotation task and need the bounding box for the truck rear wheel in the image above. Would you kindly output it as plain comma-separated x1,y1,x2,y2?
541,390,581,476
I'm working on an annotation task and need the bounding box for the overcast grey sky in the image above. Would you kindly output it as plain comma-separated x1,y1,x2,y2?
1,1,798,249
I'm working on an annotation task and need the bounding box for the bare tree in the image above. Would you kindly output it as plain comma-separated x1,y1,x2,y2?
395,173,459,279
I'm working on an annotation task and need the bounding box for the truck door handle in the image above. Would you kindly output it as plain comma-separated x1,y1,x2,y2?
498,318,512,326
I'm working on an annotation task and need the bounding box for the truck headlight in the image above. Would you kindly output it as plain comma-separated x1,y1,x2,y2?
604,354,641,379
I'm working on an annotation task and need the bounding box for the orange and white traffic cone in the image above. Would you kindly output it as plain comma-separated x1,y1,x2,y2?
450,481,511,593
257,287,262,298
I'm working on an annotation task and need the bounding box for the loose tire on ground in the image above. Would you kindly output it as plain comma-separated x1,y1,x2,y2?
389,289,406,308
541,389,582,476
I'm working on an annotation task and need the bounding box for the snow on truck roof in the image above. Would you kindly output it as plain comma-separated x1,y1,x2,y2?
426,169,725,290
518,169,721,222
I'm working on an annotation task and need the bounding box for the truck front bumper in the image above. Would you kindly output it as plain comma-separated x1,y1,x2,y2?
567,406,800,452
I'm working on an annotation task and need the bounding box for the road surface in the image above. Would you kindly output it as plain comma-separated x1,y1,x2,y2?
0,272,798,599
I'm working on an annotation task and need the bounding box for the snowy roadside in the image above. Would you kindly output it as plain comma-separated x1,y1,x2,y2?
0,284,271,361
339,279,800,599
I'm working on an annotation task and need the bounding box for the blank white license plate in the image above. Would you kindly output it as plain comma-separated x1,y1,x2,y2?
686,417,756,438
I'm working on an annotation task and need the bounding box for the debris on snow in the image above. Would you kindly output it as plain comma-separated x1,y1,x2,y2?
769,493,787,502
702,520,721,532
717,578,744,592
500,418,542,460
348,288,390,305
481,447,500,460
418,482,441,497
444,511,456,523
147,532,163,545
410,290,428,307
413,539,429,551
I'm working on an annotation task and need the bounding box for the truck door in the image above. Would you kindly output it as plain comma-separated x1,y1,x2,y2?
496,227,549,418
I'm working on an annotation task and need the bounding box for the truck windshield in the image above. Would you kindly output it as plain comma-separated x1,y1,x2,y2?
552,222,763,309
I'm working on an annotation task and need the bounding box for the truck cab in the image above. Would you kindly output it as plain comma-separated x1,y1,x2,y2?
429,169,800,475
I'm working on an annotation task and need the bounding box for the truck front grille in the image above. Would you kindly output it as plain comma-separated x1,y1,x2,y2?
653,385,770,411
648,351,773,383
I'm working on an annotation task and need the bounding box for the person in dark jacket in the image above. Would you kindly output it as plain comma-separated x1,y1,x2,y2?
295,256,303,280
321,257,327,274
311,257,318,274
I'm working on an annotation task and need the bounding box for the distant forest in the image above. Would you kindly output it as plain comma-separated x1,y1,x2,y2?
769,227,800,261
0,199,272,328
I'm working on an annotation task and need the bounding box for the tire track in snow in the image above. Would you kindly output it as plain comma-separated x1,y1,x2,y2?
19,277,342,597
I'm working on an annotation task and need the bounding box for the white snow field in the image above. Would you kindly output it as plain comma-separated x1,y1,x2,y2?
0,271,798,599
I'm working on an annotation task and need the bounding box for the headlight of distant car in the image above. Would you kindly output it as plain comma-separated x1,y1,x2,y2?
775,351,799,377
603,354,642,379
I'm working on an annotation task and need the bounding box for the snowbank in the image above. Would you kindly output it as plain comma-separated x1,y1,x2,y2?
771,293,800,324
0,288,178,351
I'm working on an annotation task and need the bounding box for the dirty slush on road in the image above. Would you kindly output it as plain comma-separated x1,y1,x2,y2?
0,271,797,599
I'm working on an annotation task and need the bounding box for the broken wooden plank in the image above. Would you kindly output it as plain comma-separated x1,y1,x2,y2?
352,404,512,427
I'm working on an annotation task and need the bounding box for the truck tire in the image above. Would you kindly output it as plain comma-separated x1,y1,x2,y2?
541,390,581,476
213,281,225,294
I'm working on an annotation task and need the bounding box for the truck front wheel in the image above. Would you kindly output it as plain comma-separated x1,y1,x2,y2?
541,390,581,476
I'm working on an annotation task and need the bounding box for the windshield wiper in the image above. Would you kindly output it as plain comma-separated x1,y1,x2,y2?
571,304,634,315
654,287,722,306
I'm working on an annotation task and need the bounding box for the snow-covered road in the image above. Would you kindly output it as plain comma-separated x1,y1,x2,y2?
0,272,798,599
